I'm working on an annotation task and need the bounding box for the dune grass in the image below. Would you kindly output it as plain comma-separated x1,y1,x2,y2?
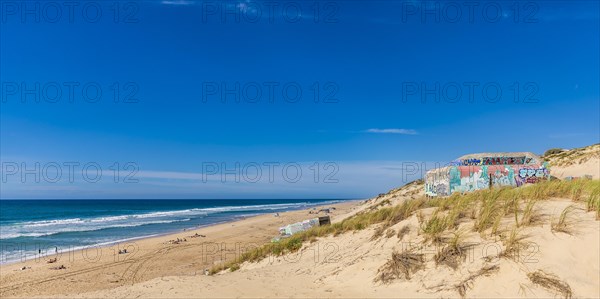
397,225,410,240
500,227,527,260
210,197,429,274
520,199,544,227
551,205,578,234
434,231,470,270
374,250,425,284
210,179,599,274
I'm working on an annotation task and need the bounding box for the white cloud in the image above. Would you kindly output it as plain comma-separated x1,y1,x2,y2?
364,128,418,135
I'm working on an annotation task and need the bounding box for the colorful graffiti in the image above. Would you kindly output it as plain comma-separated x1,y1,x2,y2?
450,156,537,166
425,162,550,197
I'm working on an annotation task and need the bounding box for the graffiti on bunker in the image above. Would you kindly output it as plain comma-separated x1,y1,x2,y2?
425,153,549,197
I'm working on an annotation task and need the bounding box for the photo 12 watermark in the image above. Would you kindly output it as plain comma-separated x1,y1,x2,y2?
200,161,340,184
1,81,140,104
193,1,340,24
0,241,140,264
401,81,540,104
396,1,539,24
1,161,140,184
200,81,339,104
0,1,140,24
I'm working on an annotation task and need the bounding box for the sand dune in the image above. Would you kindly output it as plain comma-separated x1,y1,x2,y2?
62,194,599,299
546,144,600,179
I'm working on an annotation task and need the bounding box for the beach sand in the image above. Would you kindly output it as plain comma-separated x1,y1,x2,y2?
0,200,360,298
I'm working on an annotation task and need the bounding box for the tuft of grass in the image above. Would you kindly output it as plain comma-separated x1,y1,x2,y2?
421,211,450,244
586,186,600,220
374,250,425,284
385,229,396,238
500,227,527,260
473,189,504,233
434,231,470,270
520,199,543,227
490,210,505,236
371,225,386,241
455,265,500,298
551,205,577,234
527,270,572,299
397,225,410,240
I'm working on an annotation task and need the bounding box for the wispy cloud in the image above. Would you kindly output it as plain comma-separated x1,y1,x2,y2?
364,128,418,135
0,160,443,199
161,0,196,6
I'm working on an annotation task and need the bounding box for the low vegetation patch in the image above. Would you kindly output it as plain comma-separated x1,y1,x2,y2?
434,231,470,270
421,211,450,243
455,265,500,298
551,205,578,234
374,251,425,284
210,179,599,274
527,270,572,299
500,227,527,260
520,199,544,227
397,225,410,240
385,228,396,238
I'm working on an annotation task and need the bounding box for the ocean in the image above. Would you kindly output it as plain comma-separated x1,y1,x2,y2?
0,199,346,264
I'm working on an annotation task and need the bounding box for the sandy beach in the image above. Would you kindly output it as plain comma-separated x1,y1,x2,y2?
0,200,360,298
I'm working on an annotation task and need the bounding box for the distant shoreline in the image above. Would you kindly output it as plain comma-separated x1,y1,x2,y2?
0,199,361,267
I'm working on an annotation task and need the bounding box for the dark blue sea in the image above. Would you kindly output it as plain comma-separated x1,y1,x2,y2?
0,199,346,264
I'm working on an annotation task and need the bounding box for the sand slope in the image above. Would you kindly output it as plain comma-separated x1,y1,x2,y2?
546,144,600,179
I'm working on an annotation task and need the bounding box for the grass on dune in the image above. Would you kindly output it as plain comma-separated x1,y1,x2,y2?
527,270,572,299
500,227,528,260
551,205,578,234
374,250,425,284
210,197,430,274
434,230,470,270
210,179,600,274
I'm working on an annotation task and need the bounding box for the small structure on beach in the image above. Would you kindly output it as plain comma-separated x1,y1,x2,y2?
425,152,550,197
274,216,331,241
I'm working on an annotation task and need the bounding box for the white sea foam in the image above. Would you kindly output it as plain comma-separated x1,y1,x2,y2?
0,201,341,240
0,218,191,240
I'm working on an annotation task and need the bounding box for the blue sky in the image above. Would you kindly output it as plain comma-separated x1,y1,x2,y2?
1,0,598,199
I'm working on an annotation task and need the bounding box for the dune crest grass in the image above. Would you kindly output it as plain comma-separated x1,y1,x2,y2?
210,179,599,274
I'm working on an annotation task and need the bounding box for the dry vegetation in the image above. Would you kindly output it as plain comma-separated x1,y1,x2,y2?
396,225,410,240
527,270,573,299
434,231,471,270
544,144,600,167
209,180,599,290
374,251,425,284
455,265,500,298
500,227,528,260
551,205,578,234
